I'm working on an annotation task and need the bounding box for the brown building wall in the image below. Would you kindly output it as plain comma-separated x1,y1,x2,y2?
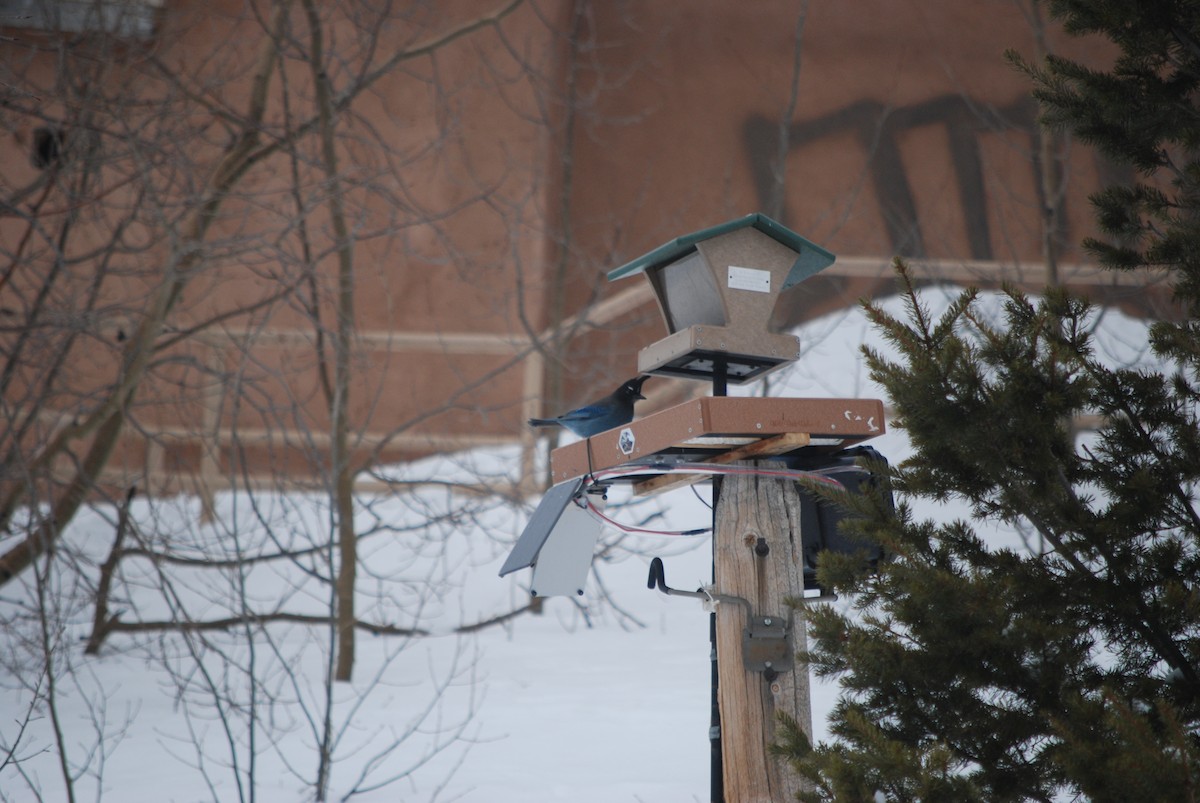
0,0,1153,496
569,1,1109,263
551,1,1148,401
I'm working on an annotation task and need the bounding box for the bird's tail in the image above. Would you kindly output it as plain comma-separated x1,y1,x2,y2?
527,418,558,428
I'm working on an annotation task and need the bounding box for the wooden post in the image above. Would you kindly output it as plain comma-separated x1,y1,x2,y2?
714,461,810,801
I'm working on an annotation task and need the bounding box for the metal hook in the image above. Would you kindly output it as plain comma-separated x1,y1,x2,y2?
647,557,709,599
647,557,752,614
650,556,837,607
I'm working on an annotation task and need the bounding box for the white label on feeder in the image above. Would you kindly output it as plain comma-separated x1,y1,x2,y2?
728,266,771,293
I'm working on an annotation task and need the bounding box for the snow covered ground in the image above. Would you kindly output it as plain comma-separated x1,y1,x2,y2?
0,286,1161,802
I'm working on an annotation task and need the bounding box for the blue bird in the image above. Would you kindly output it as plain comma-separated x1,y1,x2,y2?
528,376,650,438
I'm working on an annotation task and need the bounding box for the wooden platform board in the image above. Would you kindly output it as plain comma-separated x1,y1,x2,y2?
548,396,886,492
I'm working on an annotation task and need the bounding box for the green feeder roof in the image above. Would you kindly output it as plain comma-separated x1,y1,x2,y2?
606,212,835,290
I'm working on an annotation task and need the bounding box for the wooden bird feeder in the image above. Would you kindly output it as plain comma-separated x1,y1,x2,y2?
549,395,885,495
606,212,835,385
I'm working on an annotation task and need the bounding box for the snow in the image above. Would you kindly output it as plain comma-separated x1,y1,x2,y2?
0,287,1160,802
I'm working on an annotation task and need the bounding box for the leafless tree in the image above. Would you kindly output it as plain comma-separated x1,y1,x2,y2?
0,0,585,799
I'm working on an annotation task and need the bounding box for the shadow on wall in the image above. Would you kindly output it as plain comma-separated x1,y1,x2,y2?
744,93,1131,261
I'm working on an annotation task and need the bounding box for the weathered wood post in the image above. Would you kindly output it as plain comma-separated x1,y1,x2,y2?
714,461,810,800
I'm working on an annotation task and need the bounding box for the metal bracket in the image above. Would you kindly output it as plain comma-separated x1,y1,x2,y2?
742,615,793,673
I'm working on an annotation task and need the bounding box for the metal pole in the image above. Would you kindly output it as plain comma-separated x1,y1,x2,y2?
710,359,727,803
709,608,722,802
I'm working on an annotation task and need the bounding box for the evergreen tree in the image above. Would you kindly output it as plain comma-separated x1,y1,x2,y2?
791,3,1200,800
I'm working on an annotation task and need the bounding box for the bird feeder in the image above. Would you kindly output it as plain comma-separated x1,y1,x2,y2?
607,212,835,385
501,214,881,602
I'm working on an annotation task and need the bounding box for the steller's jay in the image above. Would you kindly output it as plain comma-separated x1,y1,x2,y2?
528,376,650,438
